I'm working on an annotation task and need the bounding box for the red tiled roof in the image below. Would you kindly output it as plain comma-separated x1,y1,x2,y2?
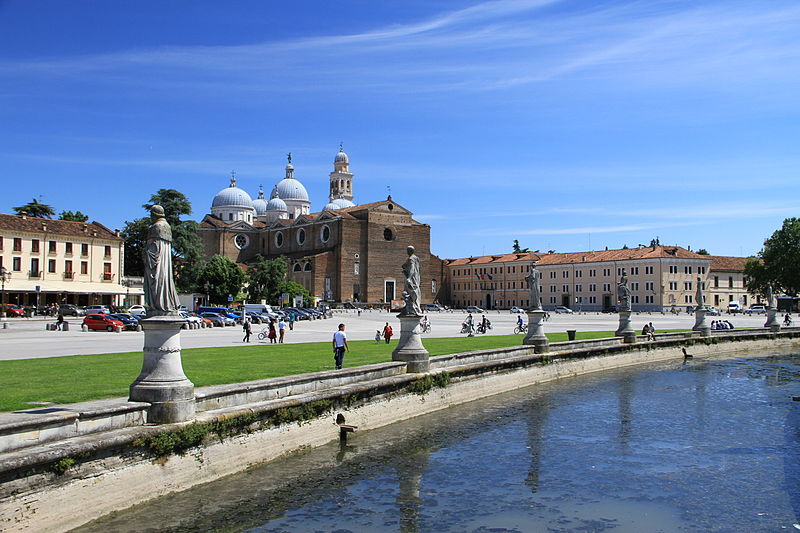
0,213,121,240
447,246,709,267
708,255,752,272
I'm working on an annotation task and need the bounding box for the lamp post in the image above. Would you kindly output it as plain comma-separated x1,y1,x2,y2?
0,267,10,317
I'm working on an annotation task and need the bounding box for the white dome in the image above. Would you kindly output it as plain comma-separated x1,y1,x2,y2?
252,188,268,216
267,196,288,212
322,202,340,211
334,147,349,164
332,198,355,209
212,178,253,209
276,177,310,202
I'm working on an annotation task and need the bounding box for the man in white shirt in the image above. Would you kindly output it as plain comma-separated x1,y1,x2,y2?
332,323,349,370
278,318,287,343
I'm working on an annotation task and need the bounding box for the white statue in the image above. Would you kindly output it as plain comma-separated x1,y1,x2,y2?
400,246,422,317
143,205,180,316
618,270,631,312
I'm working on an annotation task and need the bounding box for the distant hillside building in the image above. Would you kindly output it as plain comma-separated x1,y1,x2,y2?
0,214,141,308
445,245,759,312
199,148,445,304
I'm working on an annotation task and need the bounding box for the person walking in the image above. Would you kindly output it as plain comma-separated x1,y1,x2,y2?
288,313,295,331
242,318,252,343
278,318,287,343
332,323,349,370
268,319,277,344
382,322,393,344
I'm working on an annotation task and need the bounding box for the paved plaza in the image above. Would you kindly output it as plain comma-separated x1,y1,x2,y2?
0,310,772,361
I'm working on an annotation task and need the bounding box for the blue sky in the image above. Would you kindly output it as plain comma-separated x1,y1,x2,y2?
1,0,799,259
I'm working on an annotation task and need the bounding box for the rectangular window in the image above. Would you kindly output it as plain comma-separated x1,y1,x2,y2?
603,283,611,292
617,267,623,276
631,267,639,275
632,295,639,303
669,265,678,274
714,276,719,288
562,284,569,293
30,258,40,276
550,296,556,303
550,285,556,292
48,240,57,253
80,261,87,275
684,266,693,274
0,236,3,250
728,277,734,288
550,271,556,279
589,283,596,291
684,281,693,290
699,266,706,274
31,239,40,253
575,270,582,278
645,295,654,304
685,295,693,303
631,282,639,290
48,259,56,273
645,281,654,291
603,268,611,276
65,242,73,255
589,269,596,277
562,271,569,278
81,243,88,256
576,284,583,292
13,238,22,252
589,296,597,304
669,281,678,290
645,266,654,275
12,257,21,271
104,245,111,258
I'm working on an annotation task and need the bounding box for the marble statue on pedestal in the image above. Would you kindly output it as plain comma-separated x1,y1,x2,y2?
526,262,542,311
143,205,180,316
617,270,631,312
399,246,422,317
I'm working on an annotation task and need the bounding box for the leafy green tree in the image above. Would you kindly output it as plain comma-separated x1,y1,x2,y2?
197,255,246,305
122,189,205,291
744,217,800,297
246,255,287,303
58,210,89,222
13,198,55,219
512,239,530,253
696,249,710,255
278,280,311,306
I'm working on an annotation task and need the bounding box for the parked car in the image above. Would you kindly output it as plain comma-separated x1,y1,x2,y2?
127,305,147,317
243,312,264,324
59,304,80,317
85,304,111,314
465,306,485,314
553,306,573,314
702,306,721,316
602,306,618,313
509,306,525,314
744,305,767,315
180,311,203,327
5,305,29,318
727,302,743,314
200,312,230,327
82,314,124,331
108,313,140,330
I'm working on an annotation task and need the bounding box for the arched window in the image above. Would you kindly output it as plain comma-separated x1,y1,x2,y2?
384,228,394,241
293,263,302,272
304,263,312,272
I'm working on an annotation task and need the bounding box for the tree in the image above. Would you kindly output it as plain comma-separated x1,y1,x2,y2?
59,210,89,222
246,255,287,303
197,255,245,305
744,217,800,297
278,280,311,306
512,239,530,253
696,249,710,255
122,189,205,291
13,198,55,219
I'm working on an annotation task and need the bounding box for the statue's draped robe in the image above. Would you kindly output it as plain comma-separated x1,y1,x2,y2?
402,254,422,316
143,218,180,314
618,276,632,312
526,268,541,311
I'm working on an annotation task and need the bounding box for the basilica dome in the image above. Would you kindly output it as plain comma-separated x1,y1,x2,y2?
212,181,254,209
252,188,268,216
334,147,349,164
322,201,340,212
275,178,310,202
332,197,355,209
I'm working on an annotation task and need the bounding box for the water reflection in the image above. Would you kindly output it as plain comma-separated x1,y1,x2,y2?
77,350,800,533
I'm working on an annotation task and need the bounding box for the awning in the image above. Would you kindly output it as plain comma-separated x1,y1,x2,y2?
2,279,143,296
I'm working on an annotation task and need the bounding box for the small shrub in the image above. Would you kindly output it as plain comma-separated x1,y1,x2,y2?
50,457,75,475
408,371,451,396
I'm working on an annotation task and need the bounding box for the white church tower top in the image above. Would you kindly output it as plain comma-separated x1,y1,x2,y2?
329,143,355,206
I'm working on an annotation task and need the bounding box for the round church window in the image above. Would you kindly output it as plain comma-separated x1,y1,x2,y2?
384,228,394,241
297,228,306,245
274,232,284,248
321,225,331,243
234,233,249,249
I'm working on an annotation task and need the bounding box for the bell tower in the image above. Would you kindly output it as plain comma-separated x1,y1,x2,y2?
329,144,354,203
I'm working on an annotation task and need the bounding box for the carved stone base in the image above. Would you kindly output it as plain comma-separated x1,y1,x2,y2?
392,315,430,373
615,311,635,337
129,315,195,423
764,309,781,332
692,308,710,337
523,310,549,353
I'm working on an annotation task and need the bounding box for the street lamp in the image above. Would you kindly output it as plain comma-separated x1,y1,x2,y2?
0,266,10,317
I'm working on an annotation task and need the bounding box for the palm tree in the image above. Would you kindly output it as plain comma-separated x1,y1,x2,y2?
13,198,55,219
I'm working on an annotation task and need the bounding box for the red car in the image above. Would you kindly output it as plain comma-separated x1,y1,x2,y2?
82,314,124,332
5,305,29,318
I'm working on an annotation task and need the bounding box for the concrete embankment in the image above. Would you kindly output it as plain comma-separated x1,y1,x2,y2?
1,329,798,532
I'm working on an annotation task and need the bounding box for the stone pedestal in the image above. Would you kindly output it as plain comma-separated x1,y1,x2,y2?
523,310,549,353
129,315,195,423
392,315,430,373
692,307,710,337
615,310,635,337
764,309,781,332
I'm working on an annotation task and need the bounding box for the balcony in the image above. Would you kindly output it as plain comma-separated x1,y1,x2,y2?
64,271,74,280
28,270,42,279
102,272,115,282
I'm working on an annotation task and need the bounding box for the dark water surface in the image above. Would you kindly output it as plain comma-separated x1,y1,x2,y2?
77,351,800,532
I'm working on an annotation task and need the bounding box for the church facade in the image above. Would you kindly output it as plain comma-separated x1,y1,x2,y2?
199,148,445,304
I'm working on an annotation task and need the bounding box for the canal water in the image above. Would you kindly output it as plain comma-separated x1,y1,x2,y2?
78,350,800,532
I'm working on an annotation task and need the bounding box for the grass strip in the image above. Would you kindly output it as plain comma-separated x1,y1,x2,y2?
0,330,680,412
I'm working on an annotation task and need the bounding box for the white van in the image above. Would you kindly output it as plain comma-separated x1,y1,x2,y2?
243,303,277,318
727,301,743,314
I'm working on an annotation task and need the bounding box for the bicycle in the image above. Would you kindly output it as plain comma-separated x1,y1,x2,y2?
257,328,269,341
514,324,528,335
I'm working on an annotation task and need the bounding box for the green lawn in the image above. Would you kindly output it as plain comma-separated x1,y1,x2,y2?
0,330,630,412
